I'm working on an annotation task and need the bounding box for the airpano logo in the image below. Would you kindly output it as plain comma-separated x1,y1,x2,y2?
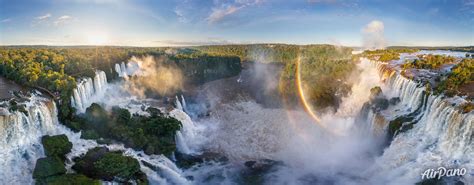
421,167,467,180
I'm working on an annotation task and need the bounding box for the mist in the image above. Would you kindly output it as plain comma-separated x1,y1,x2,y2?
362,20,386,50
181,49,386,184
122,55,184,98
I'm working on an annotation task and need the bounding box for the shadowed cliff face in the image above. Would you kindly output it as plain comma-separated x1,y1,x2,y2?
0,76,25,99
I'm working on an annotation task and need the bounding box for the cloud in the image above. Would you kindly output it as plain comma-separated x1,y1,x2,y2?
206,0,263,24
307,0,337,3
35,13,52,20
1,18,11,23
361,20,386,49
54,15,73,26
174,8,188,23
69,0,124,4
207,5,244,23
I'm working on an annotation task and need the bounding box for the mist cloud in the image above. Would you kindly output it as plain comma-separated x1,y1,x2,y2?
123,56,184,98
362,20,386,49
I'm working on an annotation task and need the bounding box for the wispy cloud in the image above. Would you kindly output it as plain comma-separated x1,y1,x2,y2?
307,0,337,3
207,5,243,24
206,0,263,24
35,13,52,20
69,0,125,4
54,15,73,26
1,18,11,23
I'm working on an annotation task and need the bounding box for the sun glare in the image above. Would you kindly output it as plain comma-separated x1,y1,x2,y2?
86,34,108,45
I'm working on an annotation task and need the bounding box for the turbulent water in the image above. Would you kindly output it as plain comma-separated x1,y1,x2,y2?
71,70,107,113
0,95,58,184
1,51,472,185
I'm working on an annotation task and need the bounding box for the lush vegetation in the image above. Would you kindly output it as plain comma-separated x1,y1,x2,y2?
0,47,135,120
295,46,356,109
33,134,147,184
402,54,456,69
435,58,474,97
33,134,101,185
169,52,241,84
72,147,147,184
388,46,474,53
66,103,181,156
194,44,300,63
362,48,419,62
41,135,73,160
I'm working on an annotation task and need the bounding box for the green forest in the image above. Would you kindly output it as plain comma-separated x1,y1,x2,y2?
402,54,456,69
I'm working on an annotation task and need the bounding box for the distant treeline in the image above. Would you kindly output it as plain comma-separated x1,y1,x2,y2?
388,46,474,53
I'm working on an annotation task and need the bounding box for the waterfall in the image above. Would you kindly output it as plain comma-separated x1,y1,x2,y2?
1,94,191,185
386,74,425,111
181,95,187,112
175,96,183,111
71,70,108,113
170,108,202,154
360,58,474,184
0,95,58,185
170,95,204,154
114,61,141,78
367,94,473,184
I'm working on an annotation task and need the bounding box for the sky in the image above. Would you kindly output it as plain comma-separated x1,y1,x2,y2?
0,0,473,47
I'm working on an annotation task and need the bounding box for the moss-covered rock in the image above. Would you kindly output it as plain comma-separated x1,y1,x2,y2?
40,174,100,185
41,135,72,159
33,157,66,179
72,147,147,183
389,97,401,105
370,86,383,100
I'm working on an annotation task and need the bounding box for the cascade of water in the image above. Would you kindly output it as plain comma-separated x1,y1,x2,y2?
115,63,123,77
169,108,202,154
0,95,58,185
360,56,473,184
181,95,187,111
114,61,141,78
367,95,473,184
175,96,183,111
1,94,191,185
70,71,108,113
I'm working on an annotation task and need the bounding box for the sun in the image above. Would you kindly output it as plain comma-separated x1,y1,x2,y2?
86,33,108,45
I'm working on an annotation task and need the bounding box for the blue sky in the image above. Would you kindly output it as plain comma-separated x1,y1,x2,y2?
0,0,473,46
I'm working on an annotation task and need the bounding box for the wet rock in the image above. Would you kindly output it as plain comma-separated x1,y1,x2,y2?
371,98,389,112
389,97,401,105
41,174,100,185
242,159,282,185
33,157,66,179
369,86,383,100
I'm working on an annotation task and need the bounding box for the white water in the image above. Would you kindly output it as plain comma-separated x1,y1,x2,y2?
0,95,58,184
114,61,141,78
0,94,193,185
71,71,108,113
